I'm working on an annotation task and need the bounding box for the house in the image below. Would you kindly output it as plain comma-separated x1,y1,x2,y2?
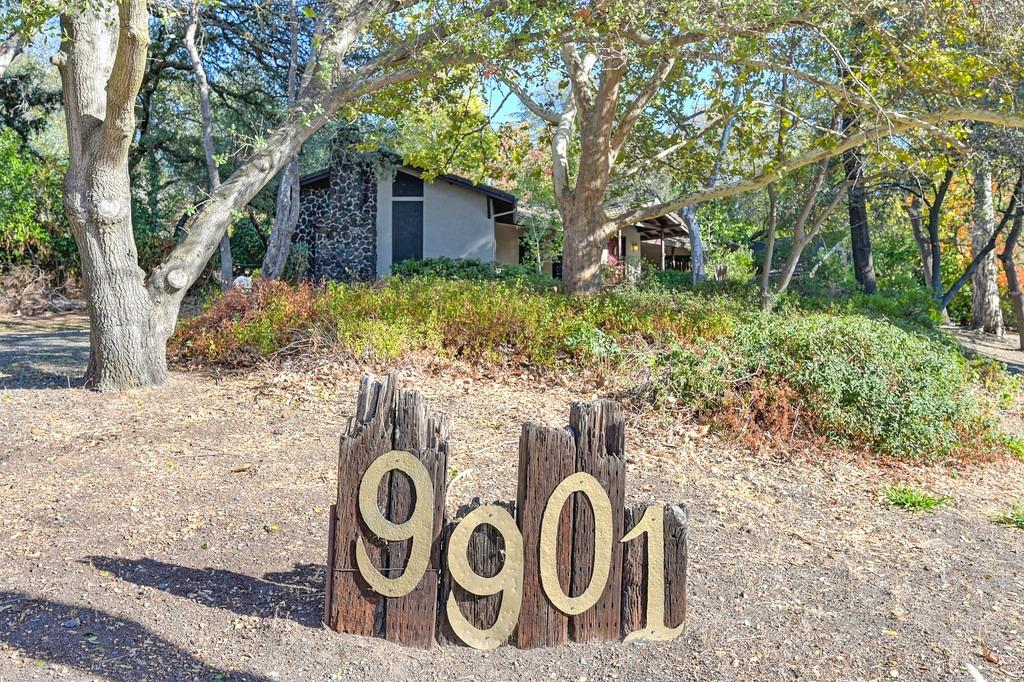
295,144,519,281
602,212,692,279
295,141,691,281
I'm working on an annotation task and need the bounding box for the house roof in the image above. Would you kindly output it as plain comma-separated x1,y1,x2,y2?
299,165,517,216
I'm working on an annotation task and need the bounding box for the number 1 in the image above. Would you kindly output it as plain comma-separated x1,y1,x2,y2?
620,505,685,642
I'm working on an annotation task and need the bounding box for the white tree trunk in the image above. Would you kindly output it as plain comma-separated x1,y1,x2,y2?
262,0,303,280
971,164,1004,335
0,33,25,78
56,0,171,389
184,7,233,290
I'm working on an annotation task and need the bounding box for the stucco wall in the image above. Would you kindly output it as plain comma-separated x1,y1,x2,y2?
376,172,497,277
494,223,521,265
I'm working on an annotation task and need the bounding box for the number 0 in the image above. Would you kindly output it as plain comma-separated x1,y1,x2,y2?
539,472,613,615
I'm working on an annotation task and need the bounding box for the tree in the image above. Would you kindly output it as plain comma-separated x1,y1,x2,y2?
499,1,1024,293
183,1,233,289
970,162,1005,334
53,0,513,389
999,186,1024,349
262,0,303,280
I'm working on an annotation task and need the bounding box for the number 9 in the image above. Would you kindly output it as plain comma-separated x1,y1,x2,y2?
355,450,434,597
445,505,524,650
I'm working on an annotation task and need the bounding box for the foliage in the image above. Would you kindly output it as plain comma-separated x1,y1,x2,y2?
390,257,557,289
994,504,1024,530
648,312,989,460
884,485,952,513
0,53,61,146
0,130,75,276
171,277,1010,461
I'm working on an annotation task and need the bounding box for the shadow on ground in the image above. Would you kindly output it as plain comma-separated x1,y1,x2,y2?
85,557,325,628
0,590,273,681
0,326,89,389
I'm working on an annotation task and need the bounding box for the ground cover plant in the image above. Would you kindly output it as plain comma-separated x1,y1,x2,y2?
170,275,1014,462
885,485,953,512
994,503,1024,529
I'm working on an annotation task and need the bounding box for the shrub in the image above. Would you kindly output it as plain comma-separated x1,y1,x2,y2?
172,277,1011,461
390,257,556,289
648,313,991,459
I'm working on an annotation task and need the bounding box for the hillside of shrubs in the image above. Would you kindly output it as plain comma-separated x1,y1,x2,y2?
170,260,1020,462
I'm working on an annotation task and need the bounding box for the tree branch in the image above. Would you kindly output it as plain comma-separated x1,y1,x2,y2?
610,109,1024,231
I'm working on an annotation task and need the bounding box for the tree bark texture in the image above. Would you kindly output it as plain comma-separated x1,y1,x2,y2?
905,195,932,290
184,7,233,289
999,186,1024,349
759,184,778,310
56,1,172,390
262,0,303,279
971,163,1004,335
841,120,876,294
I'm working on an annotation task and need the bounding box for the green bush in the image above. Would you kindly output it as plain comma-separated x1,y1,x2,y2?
172,277,1010,461
650,313,990,459
0,130,75,276
390,257,556,289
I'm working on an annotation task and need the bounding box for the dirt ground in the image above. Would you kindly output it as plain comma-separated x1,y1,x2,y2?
1,314,1023,681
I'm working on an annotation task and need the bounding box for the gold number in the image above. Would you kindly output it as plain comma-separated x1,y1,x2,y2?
539,472,613,615
621,505,685,642
445,505,524,650
355,450,434,598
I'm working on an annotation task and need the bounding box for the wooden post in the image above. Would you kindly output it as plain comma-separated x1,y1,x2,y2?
620,505,647,635
325,373,449,647
384,389,449,648
328,373,398,636
620,504,688,637
568,400,626,642
664,504,688,630
515,422,575,648
438,500,515,647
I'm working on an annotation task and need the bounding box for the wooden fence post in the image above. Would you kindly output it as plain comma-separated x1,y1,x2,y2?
325,373,449,648
620,503,688,637
383,389,449,648
437,500,516,647
514,422,575,648
620,505,647,636
327,373,398,636
569,401,626,642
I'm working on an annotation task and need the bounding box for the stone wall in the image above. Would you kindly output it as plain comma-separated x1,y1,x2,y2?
295,144,378,282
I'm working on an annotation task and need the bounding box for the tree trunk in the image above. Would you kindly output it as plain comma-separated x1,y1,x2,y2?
683,206,705,283
759,184,778,310
905,195,932,289
842,125,876,293
971,163,1004,335
56,0,170,390
560,201,609,294
184,6,233,290
999,199,1024,349
262,0,302,280
0,33,25,78
263,158,301,278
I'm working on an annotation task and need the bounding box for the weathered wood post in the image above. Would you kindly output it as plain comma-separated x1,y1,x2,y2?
324,372,449,648
514,422,575,648
569,401,626,642
324,375,688,649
